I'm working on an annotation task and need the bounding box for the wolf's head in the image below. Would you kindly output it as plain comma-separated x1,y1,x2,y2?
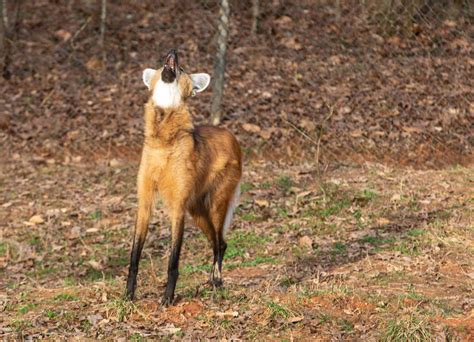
142,49,210,109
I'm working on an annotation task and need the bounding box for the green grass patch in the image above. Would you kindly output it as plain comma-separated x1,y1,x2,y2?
195,286,230,301
392,241,420,256
182,231,275,274
28,234,41,247
352,209,362,220
182,263,212,275
226,231,271,260
89,209,102,220
359,235,396,246
406,228,426,237
276,175,293,192
63,311,78,322
313,197,351,219
383,315,432,341
10,319,32,332
332,242,347,255
279,276,298,288
63,277,77,286
276,207,289,218
360,189,378,201
266,300,290,319
109,298,137,322
317,312,335,325
0,242,6,256
54,293,78,302
108,247,129,267
398,290,424,302
18,303,36,315
85,268,111,282
130,332,145,341
339,318,354,332
45,309,57,319
29,266,58,278
226,244,243,259
233,256,276,268
240,182,255,193
359,233,424,255
241,212,259,222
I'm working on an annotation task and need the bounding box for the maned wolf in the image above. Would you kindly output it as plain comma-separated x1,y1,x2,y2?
126,50,242,306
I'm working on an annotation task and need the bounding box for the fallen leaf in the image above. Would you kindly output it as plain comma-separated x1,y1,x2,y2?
88,314,103,326
296,190,313,199
299,236,313,249
402,126,423,134
391,194,402,202
215,311,239,318
350,129,364,138
109,158,123,168
288,316,304,323
259,128,273,140
86,57,104,71
182,301,203,317
376,217,390,225
242,123,261,133
88,260,102,270
28,215,45,225
275,15,293,26
280,37,302,50
255,199,270,207
54,29,71,42
160,324,181,334
68,226,82,239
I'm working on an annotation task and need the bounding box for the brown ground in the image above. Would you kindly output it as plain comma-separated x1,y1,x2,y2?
1,159,473,340
0,0,473,340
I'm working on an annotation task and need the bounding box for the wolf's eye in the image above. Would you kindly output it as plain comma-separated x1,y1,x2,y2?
179,67,185,73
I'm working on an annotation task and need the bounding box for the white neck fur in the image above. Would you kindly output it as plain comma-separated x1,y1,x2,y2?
152,79,182,109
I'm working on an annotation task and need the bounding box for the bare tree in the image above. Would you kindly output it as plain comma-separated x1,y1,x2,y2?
0,1,5,75
1,0,22,79
2,0,7,28
335,0,341,21
99,0,107,62
0,0,7,79
251,0,259,36
210,0,230,125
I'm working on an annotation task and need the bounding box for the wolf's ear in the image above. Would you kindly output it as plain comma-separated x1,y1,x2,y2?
190,73,211,94
142,68,156,89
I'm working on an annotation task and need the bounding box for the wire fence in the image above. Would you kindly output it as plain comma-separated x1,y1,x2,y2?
248,0,473,167
1,0,472,166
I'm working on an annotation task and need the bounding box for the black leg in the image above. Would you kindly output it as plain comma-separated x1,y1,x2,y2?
125,176,154,301
216,239,227,286
208,242,221,286
126,234,145,300
209,235,226,287
217,240,227,277
162,214,185,306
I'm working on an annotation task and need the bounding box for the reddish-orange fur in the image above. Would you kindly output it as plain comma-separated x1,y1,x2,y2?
126,56,242,305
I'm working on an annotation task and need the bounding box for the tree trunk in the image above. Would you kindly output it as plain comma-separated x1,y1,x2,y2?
0,0,7,79
251,0,259,36
2,0,7,28
335,0,341,22
1,0,22,79
210,0,230,126
0,0,5,78
99,0,107,62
